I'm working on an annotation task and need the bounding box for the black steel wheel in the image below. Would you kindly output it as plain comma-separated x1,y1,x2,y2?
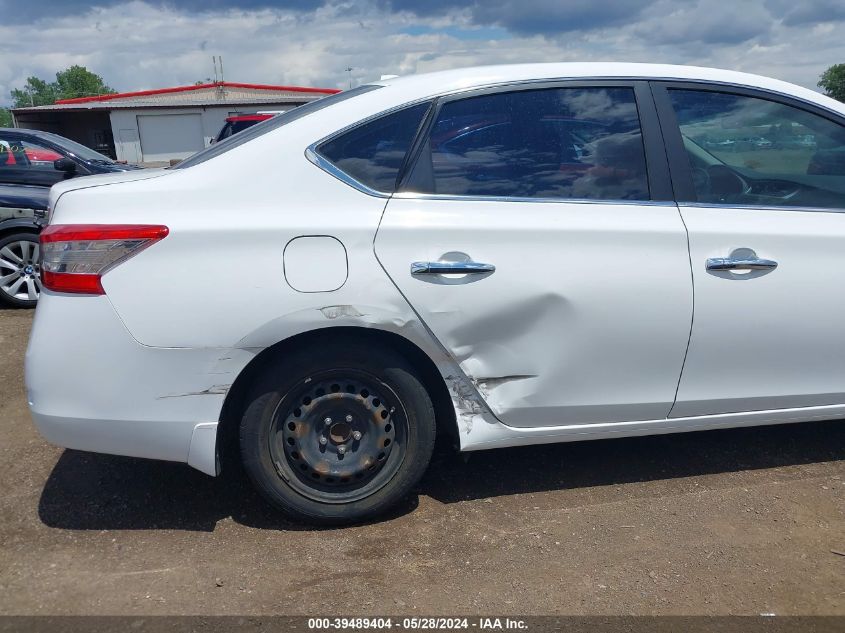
239,341,436,524
271,371,404,503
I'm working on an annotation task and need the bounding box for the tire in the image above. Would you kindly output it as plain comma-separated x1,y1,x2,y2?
0,232,41,308
239,342,437,524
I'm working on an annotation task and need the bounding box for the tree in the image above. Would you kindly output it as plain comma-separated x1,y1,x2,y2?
10,65,114,108
52,65,115,101
11,76,56,107
0,109,11,127
818,63,845,102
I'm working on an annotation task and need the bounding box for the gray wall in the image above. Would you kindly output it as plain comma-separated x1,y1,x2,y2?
109,104,295,164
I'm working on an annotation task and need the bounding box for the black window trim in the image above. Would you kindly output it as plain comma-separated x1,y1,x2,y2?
651,80,845,211
308,78,675,204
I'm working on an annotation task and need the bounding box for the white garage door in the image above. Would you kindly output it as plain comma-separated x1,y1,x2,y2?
137,113,204,163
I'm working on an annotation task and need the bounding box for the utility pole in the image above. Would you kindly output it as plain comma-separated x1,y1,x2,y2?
345,67,353,90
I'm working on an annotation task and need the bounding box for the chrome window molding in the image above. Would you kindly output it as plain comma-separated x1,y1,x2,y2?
391,191,675,206
650,78,845,120
680,201,845,215
304,147,390,199
369,75,845,118
381,75,845,120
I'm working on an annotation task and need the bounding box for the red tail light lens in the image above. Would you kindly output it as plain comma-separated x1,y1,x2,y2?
40,224,169,295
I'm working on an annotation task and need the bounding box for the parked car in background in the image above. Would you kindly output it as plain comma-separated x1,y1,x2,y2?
0,128,139,307
213,112,280,143
26,63,845,524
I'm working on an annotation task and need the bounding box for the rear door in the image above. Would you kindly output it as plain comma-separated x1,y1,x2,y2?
653,83,845,417
371,82,693,427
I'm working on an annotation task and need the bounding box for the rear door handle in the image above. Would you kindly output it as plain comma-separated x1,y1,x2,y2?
706,257,778,271
411,261,496,275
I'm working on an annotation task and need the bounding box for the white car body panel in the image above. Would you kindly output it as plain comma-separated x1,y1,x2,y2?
25,293,254,475
376,196,692,426
26,62,845,475
673,205,845,417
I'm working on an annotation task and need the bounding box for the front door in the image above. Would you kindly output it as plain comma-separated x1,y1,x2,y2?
375,83,693,427
654,84,845,417
0,134,68,187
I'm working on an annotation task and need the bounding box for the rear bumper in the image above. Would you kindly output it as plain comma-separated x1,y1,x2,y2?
29,411,221,475
25,292,255,475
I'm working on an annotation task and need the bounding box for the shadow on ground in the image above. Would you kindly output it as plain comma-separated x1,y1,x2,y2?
38,420,845,532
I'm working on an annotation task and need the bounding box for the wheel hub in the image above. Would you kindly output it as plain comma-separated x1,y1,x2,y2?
329,421,352,444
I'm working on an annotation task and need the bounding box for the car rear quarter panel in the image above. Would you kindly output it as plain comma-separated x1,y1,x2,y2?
48,103,437,355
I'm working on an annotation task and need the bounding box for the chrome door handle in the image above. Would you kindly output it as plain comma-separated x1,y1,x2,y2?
706,257,778,271
411,261,496,275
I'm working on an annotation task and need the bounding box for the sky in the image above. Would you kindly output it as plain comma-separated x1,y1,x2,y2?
1,0,844,106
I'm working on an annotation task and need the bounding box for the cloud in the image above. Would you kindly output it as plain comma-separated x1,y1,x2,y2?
382,0,654,35
1,0,843,107
474,0,654,36
0,0,317,23
636,0,774,45
765,0,845,26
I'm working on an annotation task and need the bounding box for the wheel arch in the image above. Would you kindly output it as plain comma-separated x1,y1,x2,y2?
0,219,41,240
217,326,457,473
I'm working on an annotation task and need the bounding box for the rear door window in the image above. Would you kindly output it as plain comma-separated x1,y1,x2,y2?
405,87,650,201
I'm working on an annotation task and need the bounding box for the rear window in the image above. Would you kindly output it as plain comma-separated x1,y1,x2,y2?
176,85,382,169
316,102,431,193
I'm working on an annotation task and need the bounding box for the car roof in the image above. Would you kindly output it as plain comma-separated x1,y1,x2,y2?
371,62,844,115
0,127,45,136
225,114,274,123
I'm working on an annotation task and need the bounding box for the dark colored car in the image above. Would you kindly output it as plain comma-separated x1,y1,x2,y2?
213,114,275,143
0,128,139,307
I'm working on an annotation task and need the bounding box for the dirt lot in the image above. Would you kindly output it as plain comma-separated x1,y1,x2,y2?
0,307,843,616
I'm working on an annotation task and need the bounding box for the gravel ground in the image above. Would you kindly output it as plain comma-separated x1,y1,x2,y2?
1,307,843,615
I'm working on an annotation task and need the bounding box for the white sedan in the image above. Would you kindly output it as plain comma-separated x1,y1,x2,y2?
25,63,845,523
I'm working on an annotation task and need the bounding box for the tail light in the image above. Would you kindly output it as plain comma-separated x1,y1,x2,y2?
40,224,169,295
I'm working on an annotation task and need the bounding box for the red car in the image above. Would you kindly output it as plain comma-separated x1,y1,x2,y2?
214,114,276,143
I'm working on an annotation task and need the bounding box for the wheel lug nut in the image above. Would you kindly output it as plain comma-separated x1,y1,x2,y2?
352,431,362,441
345,415,353,423
324,417,332,426
319,436,327,445
337,445,347,455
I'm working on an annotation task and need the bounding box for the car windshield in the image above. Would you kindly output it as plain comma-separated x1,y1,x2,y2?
176,85,382,169
36,131,116,163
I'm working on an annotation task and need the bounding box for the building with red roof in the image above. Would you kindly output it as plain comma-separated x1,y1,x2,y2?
12,81,340,164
